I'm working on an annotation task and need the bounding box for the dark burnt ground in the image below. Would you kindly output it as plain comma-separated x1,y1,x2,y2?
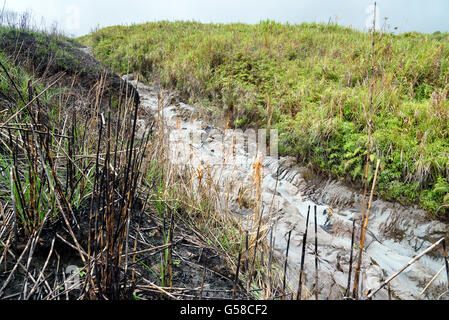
0,203,248,300
128,208,249,300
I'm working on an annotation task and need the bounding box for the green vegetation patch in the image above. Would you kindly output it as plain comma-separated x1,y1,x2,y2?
81,21,449,218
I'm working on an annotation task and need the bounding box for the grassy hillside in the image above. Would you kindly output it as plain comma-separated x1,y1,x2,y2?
80,21,449,217
0,26,137,98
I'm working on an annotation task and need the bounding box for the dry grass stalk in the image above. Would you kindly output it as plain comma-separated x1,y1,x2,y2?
353,1,378,299
353,159,381,299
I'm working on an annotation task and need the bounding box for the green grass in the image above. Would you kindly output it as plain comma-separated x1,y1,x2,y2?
80,21,449,218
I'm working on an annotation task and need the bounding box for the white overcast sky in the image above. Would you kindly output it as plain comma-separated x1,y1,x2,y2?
3,0,449,37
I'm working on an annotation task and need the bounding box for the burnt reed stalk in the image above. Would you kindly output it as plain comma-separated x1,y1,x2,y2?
163,210,175,288
87,111,105,299
249,206,264,287
232,251,242,300
442,239,449,294
297,205,310,300
66,111,75,195
345,219,356,298
114,92,140,243
314,206,318,300
245,230,250,293
0,60,106,298
1,67,81,298
267,226,274,297
283,229,293,293
85,89,142,300
260,242,266,296
199,265,207,300
105,105,120,299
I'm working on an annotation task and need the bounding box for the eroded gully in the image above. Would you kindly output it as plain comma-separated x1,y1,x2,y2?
127,77,449,300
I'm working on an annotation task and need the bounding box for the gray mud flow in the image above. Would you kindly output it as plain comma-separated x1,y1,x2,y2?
128,77,449,300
